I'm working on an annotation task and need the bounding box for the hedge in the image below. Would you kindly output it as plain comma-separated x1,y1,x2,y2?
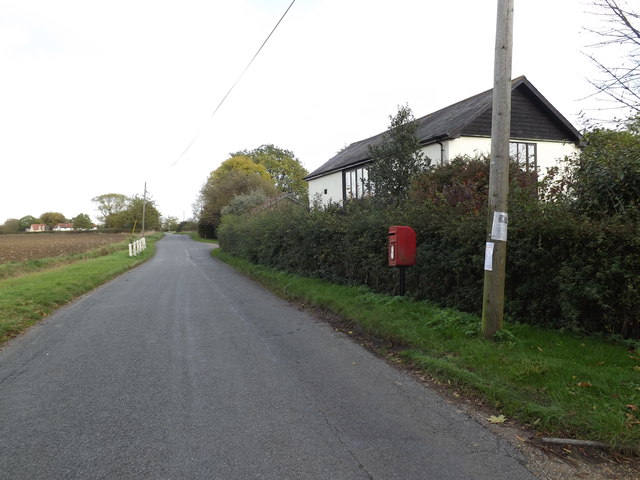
218,182,640,339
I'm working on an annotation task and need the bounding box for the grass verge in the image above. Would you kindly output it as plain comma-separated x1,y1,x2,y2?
0,234,162,345
212,248,640,454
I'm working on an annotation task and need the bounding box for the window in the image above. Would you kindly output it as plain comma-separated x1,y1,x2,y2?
344,165,371,200
510,142,537,172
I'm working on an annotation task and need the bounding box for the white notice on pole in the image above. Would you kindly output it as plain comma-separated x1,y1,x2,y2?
484,242,494,271
491,211,508,241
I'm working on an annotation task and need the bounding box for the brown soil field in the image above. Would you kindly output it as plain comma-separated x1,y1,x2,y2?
0,233,131,264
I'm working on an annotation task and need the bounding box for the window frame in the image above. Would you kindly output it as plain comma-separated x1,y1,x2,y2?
343,164,371,201
509,142,537,172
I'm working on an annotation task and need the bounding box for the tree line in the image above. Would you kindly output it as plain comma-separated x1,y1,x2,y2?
0,212,93,233
91,193,162,232
1,192,166,234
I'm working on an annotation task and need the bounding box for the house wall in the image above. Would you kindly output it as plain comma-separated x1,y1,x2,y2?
308,170,343,207
535,141,578,173
447,136,492,160
420,144,446,166
420,137,493,166
309,137,579,208
439,136,578,172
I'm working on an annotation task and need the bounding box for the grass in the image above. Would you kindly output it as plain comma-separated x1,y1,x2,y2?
0,234,162,344
212,248,640,454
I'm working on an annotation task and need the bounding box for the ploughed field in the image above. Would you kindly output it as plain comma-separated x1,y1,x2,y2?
0,233,131,263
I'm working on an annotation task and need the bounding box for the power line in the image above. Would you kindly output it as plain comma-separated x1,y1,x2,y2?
172,0,297,167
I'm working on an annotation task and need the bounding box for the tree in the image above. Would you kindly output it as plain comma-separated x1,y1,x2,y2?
91,193,161,231
106,210,128,230
233,144,309,200
40,212,66,229
176,220,198,232
0,218,20,233
197,155,277,237
162,216,180,232
367,104,430,204
125,195,161,232
18,215,38,232
72,213,93,230
91,193,127,226
211,155,272,181
585,0,640,116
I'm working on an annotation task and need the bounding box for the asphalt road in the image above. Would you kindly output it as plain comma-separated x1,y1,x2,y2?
0,234,537,479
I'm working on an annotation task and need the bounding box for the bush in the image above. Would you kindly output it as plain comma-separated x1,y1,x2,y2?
221,189,269,216
570,127,640,217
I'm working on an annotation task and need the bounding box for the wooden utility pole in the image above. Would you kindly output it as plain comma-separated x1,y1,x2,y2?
141,181,147,236
481,0,514,337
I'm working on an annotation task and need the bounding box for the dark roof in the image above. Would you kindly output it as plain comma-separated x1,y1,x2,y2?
305,76,582,180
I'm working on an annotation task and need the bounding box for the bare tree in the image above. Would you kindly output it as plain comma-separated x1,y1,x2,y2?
584,0,640,117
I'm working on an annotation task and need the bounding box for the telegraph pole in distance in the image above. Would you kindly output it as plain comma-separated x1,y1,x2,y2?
141,181,147,237
482,0,514,337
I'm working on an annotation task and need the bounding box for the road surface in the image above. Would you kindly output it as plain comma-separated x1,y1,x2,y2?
0,234,537,479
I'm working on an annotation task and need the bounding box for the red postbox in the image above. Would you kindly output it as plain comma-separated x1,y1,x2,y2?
388,226,416,267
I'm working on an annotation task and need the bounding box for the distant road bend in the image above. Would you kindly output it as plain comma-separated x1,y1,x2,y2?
0,234,537,479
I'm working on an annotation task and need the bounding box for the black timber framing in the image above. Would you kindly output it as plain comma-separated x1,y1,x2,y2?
463,87,576,141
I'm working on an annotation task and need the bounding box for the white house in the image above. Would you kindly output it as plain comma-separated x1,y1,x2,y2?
53,223,74,231
305,76,582,207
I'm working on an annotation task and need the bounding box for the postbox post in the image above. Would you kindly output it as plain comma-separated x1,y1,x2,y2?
399,266,406,296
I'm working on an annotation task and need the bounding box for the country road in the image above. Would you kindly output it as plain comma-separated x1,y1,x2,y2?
0,234,537,479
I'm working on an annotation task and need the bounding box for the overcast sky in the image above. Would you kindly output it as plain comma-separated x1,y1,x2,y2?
0,0,622,224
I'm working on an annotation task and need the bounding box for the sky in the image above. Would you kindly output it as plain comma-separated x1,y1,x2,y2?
0,0,625,225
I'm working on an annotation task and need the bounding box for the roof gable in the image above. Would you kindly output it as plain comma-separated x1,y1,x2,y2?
305,76,581,180
462,80,582,141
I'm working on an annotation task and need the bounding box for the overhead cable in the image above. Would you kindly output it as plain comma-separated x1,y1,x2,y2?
172,0,297,167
